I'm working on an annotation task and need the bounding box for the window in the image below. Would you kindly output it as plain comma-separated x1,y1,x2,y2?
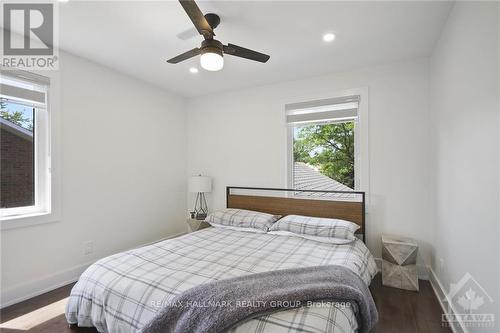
1,99,35,208
287,95,364,196
0,72,51,220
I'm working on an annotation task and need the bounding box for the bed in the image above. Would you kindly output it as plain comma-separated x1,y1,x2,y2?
66,187,378,333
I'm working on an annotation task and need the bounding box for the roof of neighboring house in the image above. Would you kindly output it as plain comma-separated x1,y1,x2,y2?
293,162,357,199
0,117,33,141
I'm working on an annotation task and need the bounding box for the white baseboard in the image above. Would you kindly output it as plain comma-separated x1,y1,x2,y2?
0,261,92,309
0,232,186,309
427,266,468,333
374,258,429,280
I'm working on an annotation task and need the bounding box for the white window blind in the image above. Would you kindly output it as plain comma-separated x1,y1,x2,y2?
286,95,359,124
0,71,49,107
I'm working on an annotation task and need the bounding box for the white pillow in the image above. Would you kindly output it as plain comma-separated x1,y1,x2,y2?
268,215,359,244
205,208,280,232
268,230,354,244
209,223,267,234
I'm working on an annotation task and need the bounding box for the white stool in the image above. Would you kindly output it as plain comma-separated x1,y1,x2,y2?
381,235,419,291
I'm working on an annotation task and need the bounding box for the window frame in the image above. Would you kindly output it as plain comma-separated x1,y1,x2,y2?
285,88,369,202
0,70,60,230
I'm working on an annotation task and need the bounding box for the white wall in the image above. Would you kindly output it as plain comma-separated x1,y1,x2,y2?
429,1,499,329
0,51,187,306
186,58,432,269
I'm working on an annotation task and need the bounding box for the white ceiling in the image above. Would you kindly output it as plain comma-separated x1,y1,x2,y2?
58,1,453,97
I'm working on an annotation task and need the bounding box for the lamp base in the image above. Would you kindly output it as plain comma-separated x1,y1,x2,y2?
193,192,208,220
195,213,207,220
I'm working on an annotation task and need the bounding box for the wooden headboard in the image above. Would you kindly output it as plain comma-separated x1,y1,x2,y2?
226,186,366,241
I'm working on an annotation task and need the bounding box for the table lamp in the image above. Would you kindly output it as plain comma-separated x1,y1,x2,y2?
188,175,212,220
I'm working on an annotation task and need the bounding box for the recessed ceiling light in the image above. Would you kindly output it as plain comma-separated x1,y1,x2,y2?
58,0,69,3
322,33,336,42
189,67,199,74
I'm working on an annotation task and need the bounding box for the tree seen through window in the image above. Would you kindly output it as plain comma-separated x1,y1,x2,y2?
293,121,355,189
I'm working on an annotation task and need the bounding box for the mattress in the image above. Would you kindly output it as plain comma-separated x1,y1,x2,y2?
66,227,377,333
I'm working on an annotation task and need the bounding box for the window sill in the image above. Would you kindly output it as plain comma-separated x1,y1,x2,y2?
0,211,60,230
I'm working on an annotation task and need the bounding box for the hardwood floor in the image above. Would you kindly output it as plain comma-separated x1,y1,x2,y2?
0,274,450,333
370,274,451,333
0,283,96,333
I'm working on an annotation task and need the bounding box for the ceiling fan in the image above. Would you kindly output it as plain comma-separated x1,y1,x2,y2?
167,0,270,71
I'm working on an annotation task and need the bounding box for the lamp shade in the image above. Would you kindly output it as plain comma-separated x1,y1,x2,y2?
188,175,212,193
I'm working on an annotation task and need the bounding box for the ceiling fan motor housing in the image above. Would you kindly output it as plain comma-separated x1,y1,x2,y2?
201,39,223,57
204,13,221,30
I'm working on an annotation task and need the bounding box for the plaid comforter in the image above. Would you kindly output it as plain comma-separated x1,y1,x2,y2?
66,227,377,333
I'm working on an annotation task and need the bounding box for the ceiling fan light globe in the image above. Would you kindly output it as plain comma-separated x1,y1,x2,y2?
200,52,224,71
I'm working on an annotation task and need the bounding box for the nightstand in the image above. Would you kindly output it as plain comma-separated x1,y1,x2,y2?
382,235,419,291
186,218,211,232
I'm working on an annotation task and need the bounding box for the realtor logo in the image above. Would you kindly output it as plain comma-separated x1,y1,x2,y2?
1,2,59,69
442,273,495,329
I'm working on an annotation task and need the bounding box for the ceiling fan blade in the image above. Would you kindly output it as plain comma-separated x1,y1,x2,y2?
223,43,270,63
179,0,214,39
167,48,200,64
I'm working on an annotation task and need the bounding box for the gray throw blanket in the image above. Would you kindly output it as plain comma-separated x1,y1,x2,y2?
141,265,378,333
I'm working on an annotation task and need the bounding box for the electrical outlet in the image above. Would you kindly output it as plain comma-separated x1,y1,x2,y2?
83,241,94,255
